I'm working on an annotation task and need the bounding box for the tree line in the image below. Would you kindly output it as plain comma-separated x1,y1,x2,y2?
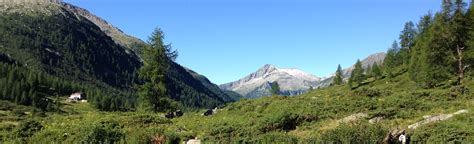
333,0,474,91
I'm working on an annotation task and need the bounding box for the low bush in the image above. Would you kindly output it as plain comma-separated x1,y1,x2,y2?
320,122,387,143
82,120,123,143
14,120,43,140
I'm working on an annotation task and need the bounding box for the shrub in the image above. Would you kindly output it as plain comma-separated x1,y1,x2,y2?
260,112,301,132
320,122,387,143
352,87,386,97
82,121,123,143
14,120,43,139
252,132,299,143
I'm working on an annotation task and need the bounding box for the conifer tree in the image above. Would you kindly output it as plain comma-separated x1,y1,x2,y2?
466,0,474,74
371,62,382,79
349,60,365,88
270,81,280,95
137,28,174,112
333,64,344,85
410,13,454,88
399,21,417,51
417,13,434,34
383,41,400,77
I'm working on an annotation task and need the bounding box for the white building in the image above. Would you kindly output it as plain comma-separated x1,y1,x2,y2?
68,92,85,102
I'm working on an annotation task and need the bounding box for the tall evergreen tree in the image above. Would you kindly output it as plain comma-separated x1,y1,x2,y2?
417,13,434,35
348,60,365,88
398,21,418,67
371,62,382,79
466,0,474,74
452,0,469,85
383,41,400,77
399,21,417,50
410,13,455,88
333,64,344,85
137,28,175,112
442,0,455,20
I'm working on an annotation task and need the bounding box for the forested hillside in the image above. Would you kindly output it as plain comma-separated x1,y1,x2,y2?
1,0,474,143
0,2,240,112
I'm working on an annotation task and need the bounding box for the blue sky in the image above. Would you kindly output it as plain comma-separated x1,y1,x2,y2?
64,0,443,84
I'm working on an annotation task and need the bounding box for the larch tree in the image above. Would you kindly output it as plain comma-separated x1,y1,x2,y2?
137,28,177,112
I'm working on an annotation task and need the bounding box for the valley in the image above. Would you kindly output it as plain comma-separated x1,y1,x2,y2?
0,0,474,143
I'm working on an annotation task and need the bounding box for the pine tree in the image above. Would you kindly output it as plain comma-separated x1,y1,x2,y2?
349,59,365,88
333,64,344,85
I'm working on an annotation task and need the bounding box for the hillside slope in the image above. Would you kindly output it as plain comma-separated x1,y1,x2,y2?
0,2,240,109
3,71,472,143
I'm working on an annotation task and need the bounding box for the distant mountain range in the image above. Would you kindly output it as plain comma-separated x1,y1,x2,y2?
220,52,386,98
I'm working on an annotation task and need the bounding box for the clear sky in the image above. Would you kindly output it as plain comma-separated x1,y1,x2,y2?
64,0,443,84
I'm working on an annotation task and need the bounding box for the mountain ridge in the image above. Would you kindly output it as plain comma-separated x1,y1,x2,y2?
220,52,386,98
0,1,241,109
220,64,321,98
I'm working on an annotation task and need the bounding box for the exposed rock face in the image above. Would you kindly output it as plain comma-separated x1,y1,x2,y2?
342,52,386,77
0,0,144,54
220,64,321,98
408,109,468,129
338,113,368,123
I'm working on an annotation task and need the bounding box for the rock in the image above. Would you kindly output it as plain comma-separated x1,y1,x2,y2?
175,110,183,117
339,113,368,123
453,109,468,115
202,109,213,116
165,110,184,119
369,116,384,124
422,115,432,119
408,109,468,130
165,112,175,119
186,137,201,144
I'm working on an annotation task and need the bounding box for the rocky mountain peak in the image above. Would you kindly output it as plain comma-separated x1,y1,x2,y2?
220,64,321,98
255,64,278,76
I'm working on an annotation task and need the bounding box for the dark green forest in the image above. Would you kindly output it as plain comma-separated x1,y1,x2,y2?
0,5,240,112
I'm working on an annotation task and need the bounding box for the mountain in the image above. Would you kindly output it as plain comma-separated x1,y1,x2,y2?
61,2,145,54
220,53,386,98
341,52,386,77
0,1,240,109
316,52,386,87
220,64,321,98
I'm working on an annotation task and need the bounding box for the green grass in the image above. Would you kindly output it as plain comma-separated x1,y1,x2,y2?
1,72,473,143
